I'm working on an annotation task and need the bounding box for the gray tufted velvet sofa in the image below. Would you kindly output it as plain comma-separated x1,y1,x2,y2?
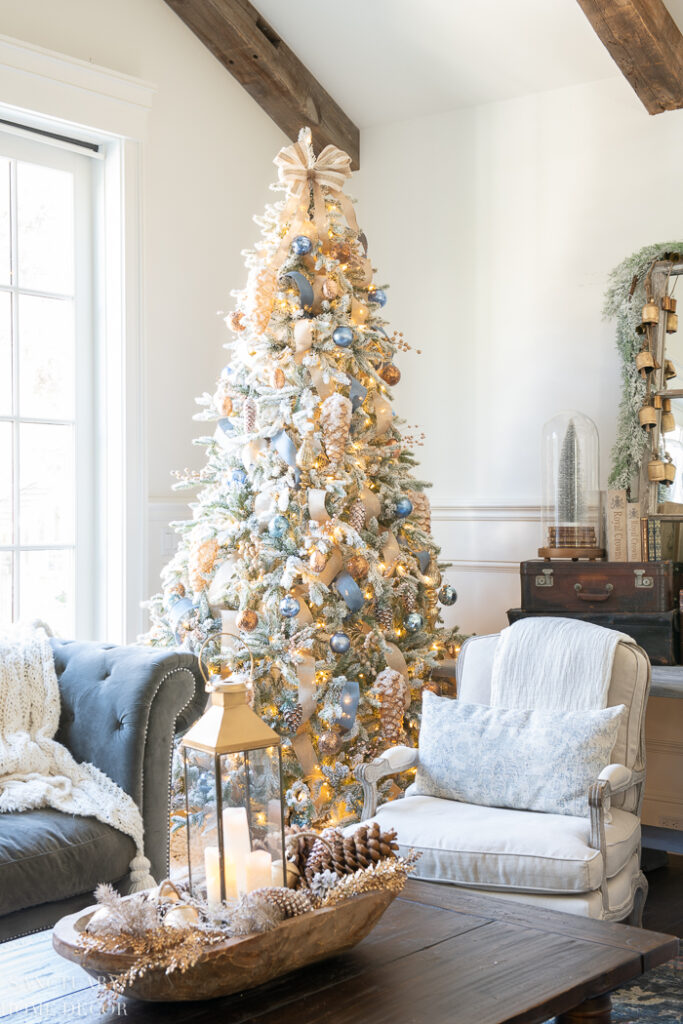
0,638,206,942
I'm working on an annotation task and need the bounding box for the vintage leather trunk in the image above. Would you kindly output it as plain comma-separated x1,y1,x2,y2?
507,607,680,666
520,560,681,614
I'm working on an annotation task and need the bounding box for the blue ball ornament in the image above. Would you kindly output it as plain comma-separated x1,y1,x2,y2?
329,631,351,655
291,235,313,256
333,326,354,348
405,612,424,633
395,497,413,518
268,514,289,539
368,288,387,307
231,469,247,485
439,584,458,606
280,595,300,618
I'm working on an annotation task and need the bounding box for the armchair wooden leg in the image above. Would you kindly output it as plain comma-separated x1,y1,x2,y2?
557,994,612,1023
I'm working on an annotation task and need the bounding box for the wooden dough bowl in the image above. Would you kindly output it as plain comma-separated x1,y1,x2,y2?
52,890,395,1002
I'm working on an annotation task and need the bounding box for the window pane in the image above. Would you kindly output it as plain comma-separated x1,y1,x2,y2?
17,161,74,295
0,420,11,545
0,291,10,415
0,157,9,287
19,548,74,637
0,551,11,627
19,423,74,545
19,294,75,419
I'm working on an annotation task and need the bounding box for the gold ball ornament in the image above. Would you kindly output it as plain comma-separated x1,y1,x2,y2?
346,554,369,581
236,609,258,632
163,905,200,930
318,730,343,758
227,310,246,333
379,364,401,386
309,549,327,573
322,278,339,300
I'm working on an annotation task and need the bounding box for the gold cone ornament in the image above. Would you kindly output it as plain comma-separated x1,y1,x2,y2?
296,437,317,471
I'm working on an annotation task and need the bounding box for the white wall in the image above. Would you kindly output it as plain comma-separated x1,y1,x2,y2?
353,79,683,635
0,0,285,607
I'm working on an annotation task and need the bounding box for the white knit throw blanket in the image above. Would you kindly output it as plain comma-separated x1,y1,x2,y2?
0,627,155,892
490,617,635,710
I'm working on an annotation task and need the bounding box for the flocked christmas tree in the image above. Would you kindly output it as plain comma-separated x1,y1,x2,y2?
145,128,462,828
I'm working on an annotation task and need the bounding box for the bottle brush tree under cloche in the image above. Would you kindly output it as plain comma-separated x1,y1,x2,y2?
144,128,462,829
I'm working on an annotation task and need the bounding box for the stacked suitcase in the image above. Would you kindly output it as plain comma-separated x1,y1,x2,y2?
508,560,683,665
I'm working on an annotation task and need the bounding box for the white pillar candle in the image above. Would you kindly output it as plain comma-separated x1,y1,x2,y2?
222,807,251,895
245,850,272,893
224,857,239,900
204,847,222,907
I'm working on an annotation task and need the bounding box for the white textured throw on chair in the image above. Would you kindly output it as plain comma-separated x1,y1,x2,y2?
0,626,155,892
490,617,635,710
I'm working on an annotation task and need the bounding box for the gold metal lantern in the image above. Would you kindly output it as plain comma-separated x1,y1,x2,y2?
180,634,287,905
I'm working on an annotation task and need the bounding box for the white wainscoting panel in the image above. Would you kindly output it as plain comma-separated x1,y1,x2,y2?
146,500,539,638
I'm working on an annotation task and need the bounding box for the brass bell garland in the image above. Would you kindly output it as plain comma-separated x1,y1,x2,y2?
639,404,658,431
661,398,675,434
635,349,655,376
648,457,666,482
664,459,676,485
642,298,660,324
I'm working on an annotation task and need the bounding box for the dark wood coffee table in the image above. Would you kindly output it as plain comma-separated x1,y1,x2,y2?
0,879,678,1023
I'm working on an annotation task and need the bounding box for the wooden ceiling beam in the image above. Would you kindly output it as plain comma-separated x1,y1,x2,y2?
576,0,683,114
164,0,360,166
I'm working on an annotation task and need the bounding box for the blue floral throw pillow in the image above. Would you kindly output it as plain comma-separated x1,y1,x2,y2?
413,692,626,817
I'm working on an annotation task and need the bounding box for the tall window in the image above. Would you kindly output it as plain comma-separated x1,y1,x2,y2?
0,130,95,638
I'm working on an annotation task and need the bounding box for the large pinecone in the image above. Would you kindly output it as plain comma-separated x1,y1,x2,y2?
398,581,416,612
408,490,431,534
243,396,257,433
377,603,394,631
373,667,411,746
285,827,318,882
304,824,399,883
282,703,303,734
255,886,312,918
349,499,366,532
320,393,352,464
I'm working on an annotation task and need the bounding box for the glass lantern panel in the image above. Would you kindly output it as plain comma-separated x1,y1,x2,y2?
541,411,602,553
219,745,286,896
176,747,219,897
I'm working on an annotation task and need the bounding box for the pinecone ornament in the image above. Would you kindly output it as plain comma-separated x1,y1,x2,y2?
377,603,394,631
272,366,286,389
373,667,411,746
320,393,352,465
226,310,246,333
243,396,257,433
349,499,366,532
255,887,312,918
408,490,431,534
245,264,278,334
282,703,303,734
398,581,416,612
188,537,219,593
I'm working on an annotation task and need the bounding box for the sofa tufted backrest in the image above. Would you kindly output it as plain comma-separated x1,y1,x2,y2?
50,639,206,806
455,631,650,811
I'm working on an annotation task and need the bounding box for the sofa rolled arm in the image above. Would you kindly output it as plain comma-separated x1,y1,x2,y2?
50,639,206,883
355,745,419,821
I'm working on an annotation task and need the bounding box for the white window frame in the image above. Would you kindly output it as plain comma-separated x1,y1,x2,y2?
0,32,155,642
0,130,96,637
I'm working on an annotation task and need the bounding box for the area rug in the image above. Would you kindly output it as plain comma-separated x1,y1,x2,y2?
609,954,682,1023
545,954,681,1023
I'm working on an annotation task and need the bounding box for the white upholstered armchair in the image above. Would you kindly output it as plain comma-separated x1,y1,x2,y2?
355,632,651,924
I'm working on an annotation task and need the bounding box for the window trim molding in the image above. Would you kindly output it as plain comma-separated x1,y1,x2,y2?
0,33,156,643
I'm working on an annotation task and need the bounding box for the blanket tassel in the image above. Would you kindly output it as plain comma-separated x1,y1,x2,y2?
128,854,156,893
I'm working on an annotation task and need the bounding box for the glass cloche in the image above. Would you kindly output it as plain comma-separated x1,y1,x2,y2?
540,411,604,559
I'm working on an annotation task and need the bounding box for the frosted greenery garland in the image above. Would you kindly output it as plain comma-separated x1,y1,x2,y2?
606,241,683,489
